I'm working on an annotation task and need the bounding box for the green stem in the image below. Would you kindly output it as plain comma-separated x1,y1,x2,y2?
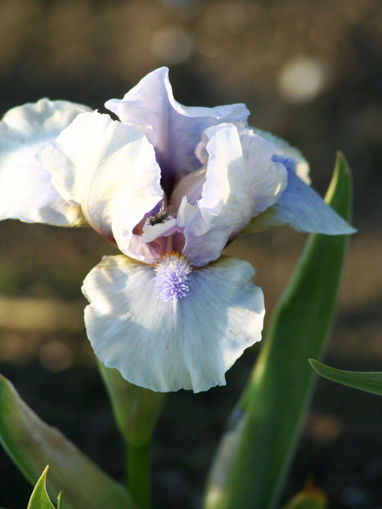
127,443,151,509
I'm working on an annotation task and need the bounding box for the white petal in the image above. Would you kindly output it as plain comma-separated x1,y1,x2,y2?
182,124,287,266
170,168,206,211
0,99,90,225
82,255,264,393
177,197,199,227
238,129,288,215
248,169,356,235
105,67,249,181
38,112,163,260
251,127,311,184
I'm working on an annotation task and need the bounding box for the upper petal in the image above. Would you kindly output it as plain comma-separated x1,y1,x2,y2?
38,112,164,261
238,129,288,215
82,254,264,393
105,67,249,185
0,99,90,225
246,167,356,235
251,127,311,184
181,124,287,266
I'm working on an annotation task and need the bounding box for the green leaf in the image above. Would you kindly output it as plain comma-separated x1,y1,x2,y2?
98,363,165,509
283,496,326,509
0,374,137,509
205,152,353,509
98,362,165,447
283,481,327,509
27,466,56,509
310,359,382,395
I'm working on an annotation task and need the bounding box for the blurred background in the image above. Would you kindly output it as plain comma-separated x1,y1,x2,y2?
0,0,381,507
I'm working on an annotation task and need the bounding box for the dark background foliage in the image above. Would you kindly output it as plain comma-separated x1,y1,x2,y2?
0,1,381,507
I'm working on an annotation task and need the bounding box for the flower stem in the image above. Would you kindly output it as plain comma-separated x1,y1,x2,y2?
127,442,151,509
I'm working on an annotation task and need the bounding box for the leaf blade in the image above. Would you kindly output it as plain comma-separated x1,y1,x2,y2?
282,479,327,509
0,374,137,509
283,492,327,509
98,362,165,447
27,466,56,509
205,152,353,509
310,359,382,396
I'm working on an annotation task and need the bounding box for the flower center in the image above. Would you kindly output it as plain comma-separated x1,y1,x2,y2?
154,252,192,302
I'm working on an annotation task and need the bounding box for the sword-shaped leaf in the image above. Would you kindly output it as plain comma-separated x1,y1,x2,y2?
27,466,56,509
0,374,137,509
310,359,382,396
205,153,353,509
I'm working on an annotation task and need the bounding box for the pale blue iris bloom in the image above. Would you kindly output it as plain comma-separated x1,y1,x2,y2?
0,68,354,392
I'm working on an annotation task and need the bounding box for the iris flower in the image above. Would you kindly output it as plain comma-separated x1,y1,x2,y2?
0,68,354,392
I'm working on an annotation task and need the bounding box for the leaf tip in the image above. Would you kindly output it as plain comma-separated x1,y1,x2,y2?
324,150,353,225
335,151,350,174
308,358,322,374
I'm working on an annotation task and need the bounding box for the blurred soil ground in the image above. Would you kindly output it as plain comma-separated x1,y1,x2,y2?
0,1,381,508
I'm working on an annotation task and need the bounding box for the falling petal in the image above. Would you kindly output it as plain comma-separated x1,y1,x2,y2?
247,168,356,235
82,254,264,392
0,99,90,225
